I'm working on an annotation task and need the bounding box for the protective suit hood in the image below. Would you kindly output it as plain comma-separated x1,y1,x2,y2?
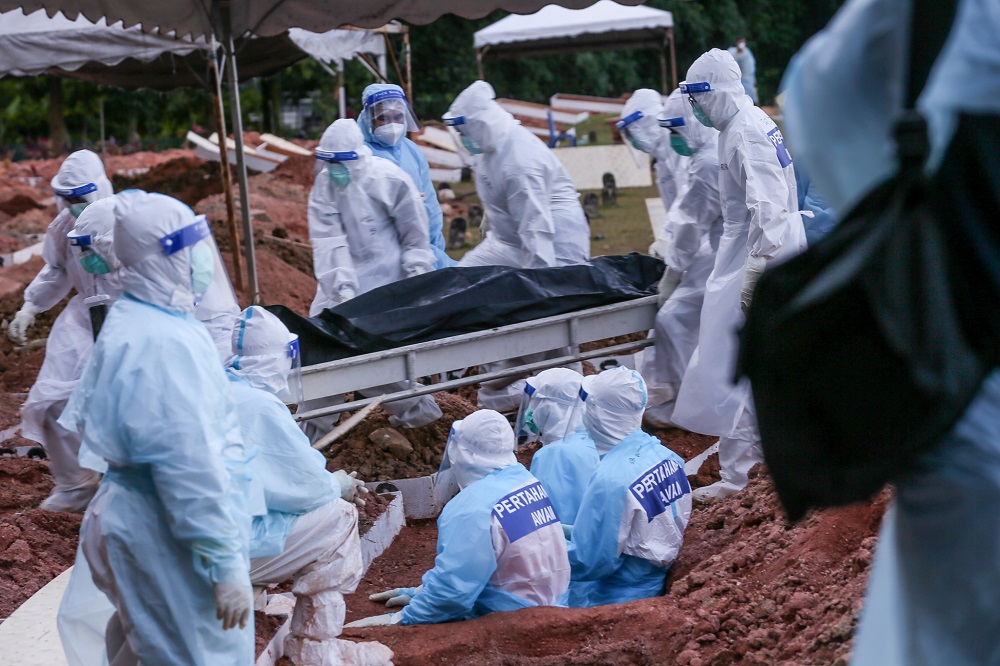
661,88,717,153
317,119,372,177
443,409,517,490
358,83,418,148
51,150,114,214
71,196,122,273
113,191,205,314
619,88,668,155
226,306,296,397
524,368,584,445
684,49,752,131
443,81,518,154
581,367,647,455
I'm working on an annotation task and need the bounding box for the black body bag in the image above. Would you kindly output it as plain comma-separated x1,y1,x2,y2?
739,110,1000,521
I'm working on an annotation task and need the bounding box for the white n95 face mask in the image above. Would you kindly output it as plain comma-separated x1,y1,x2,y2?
373,123,406,147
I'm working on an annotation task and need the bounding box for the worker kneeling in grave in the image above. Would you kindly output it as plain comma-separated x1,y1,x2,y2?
565,367,692,607
225,306,392,664
347,409,571,627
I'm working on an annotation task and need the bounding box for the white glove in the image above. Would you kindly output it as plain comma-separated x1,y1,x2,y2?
369,585,422,608
214,582,252,631
740,256,768,316
345,613,402,628
8,306,37,345
405,264,431,278
338,286,356,303
648,239,669,260
656,267,683,308
332,470,369,508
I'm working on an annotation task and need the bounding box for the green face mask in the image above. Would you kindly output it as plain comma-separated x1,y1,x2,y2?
461,135,483,155
327,163,351,187
670,134,694,157
692,103,714,128
80,251,110,275
68,202,89,218
524,408,540,435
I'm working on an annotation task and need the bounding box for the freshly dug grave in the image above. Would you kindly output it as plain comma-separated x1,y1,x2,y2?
325,392,477,482
344,457,889,665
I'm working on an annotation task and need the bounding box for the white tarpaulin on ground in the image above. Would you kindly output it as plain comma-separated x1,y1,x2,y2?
0,7,199,77
474,0,672,50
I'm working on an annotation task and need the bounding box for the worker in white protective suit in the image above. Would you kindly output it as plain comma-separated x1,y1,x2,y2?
443,81,589,411
301,118,442,437
347,410,570,627
444,81,590,269
780,1,1000,664
566,367,692,607
57,191,254,665
8,151,114,512
359,83,456,270
641,91,726,428
671,49,806,502
519,368,599,525
225,306,392,665
616,88,688,258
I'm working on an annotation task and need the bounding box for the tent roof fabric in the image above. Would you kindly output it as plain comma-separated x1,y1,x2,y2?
0,0,644,41
0,7,202,77
474,0,673,51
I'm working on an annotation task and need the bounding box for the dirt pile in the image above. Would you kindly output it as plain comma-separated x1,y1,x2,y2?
344,458,889,665
325,392,477,482
271,154,317,191
0,456,81,618
0,194,44,217
113,157,223,207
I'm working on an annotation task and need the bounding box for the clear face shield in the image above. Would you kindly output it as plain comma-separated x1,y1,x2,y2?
658,115,693,157
67,231,112,340
615,110,653,167
315,148,360,188
515,379,585,447
680,81,714,128
364,90,421,146
432,424,464,512
443,115,483,155
54,182,100,218
158,215,231,311
282,336,304,405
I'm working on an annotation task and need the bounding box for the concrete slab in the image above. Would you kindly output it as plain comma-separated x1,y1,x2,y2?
552,144,651,190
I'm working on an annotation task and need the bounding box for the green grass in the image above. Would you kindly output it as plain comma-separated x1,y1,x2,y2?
572,113,622,146
442,179,658,262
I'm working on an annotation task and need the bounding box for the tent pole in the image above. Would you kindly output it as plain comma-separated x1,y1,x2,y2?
668,28,678,90
98,96,105,157
403,28,413,101
224,32,260,304
476,48,484,81
210,53,243,293
659,40,668,94
339,66,346,119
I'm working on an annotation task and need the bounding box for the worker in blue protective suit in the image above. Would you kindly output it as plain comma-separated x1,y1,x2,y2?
225,306,392,665
346,410,571,627
567,367,692,607
670,49,806,502
516,368,598,524
641,91,725,428
727,38,759,104
359,83,455,270
781,1,1000,664
11,153,117,514
57,191,254,665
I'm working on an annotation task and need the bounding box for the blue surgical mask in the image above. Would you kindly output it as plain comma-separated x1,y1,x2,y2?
692,103,714,128
670,134,694,157
189,242,216,297
68,203,89,218
461,135,483,155
80,252,110,275
327,163,351,187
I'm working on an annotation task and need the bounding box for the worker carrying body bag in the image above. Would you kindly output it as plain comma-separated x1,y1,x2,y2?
738,1,1000,522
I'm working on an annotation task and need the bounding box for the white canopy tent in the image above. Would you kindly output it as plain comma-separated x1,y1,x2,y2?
474,0,677,92
0,0,643,303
